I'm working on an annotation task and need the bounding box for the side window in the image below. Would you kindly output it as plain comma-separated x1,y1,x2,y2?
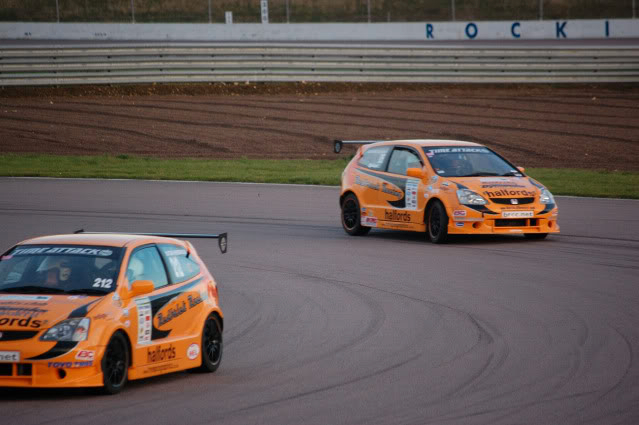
387,148,423,176
357,146,391,171
158,244,201,283
126,246,168,290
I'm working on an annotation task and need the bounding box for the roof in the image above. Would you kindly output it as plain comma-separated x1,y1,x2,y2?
18,233,182,247
373,139,483,147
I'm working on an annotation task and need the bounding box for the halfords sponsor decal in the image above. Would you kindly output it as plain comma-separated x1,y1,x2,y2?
0,317,43,328
12,247,113,256
48,361,93,368
384,210,411,222
355,175,380,191
484,189,536,198
0,306,47,318
187,344,200,360
147,344,176,363
0,351,20,362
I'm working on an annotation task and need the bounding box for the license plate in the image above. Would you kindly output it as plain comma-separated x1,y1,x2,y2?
502,211,534,218
0,351,20,362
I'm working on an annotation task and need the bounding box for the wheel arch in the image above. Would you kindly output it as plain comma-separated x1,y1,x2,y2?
340,190,357,207
423,197,446,223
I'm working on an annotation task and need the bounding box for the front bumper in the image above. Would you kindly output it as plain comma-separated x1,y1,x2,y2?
448,215,559,235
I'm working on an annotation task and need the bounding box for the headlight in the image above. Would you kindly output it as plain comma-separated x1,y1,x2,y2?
457,189,488,205
40,318,90,342
539,188,555,204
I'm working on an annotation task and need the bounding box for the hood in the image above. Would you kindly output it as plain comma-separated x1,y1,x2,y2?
0,294,102,331
446,176,541,199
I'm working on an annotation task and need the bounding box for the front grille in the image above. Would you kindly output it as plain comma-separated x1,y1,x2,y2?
0,330,39,341
0,363,12,376
0,363,33,377
490,197,534,205
495,219,527,227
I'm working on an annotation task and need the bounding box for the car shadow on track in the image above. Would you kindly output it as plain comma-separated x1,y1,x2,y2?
365,229,556,246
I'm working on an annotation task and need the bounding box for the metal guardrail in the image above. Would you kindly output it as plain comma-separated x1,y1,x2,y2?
1,43,638,85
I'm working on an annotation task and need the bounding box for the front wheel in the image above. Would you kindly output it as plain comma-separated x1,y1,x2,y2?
427,201,449,244
341,194,371,236
198,315,223,373
101,332,129,395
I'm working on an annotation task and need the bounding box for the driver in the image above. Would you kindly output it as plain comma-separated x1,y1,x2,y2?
43,260,72,287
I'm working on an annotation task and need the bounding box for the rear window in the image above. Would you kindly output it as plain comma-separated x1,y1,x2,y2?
0,245,123,295
357,146,392,171
158,244,201,283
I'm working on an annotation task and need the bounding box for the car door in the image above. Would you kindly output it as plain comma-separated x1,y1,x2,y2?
378,146,425,229
352,144,393,223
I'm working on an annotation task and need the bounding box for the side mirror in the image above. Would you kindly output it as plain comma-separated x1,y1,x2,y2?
129,280,154,298
517,166,525,173
406,168,426,179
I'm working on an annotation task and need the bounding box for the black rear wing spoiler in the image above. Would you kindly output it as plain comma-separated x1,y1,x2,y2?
74,229,228,254
333,139,386,154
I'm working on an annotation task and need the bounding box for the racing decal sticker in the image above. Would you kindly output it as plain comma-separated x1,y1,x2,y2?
147,279,202,341
426,147,490,155
11,247,113,256
361,216,378,227
0,305,47,318
483,189,536,198
384,210,411,223
47,361,93,368
75,350,95,361
453,210,467,218
135,297,153,345
187,343,200,360
456,222,465,227
356,168,408,209
502,211,534,218
147,344,176,363
0,351,20,362
0,295,51,302
405,179,419,210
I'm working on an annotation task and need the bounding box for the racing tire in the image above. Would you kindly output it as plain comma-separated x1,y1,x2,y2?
524,233,548,240
198,314,223,373
341,194,371,236
427,201,449,244
101,332,129,395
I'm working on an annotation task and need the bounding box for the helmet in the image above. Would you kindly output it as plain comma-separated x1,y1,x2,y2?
126,257,144,282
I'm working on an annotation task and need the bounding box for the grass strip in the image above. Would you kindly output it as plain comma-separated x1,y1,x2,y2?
0,154,637,199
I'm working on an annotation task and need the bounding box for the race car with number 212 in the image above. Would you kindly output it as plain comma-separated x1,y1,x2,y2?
0,230,227,394
335,139,559,243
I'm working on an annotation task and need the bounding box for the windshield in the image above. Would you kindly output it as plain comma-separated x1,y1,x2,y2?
0,245,123,295
423,147,522,178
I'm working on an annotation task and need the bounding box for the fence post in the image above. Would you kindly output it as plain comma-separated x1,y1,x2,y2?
539,0,543,20
55,0,60,22
286,0,290,23
633,0,636,18
451,0,455,21
367,0,371,22
208,0,212,23
131,0,135,23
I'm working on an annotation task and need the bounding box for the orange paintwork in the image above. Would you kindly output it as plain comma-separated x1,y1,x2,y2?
0,233,223,389
339,139,560,238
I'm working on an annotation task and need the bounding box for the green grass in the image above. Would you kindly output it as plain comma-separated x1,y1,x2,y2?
1,154,637,199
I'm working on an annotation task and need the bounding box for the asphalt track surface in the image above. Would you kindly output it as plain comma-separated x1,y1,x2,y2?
1,178,639,425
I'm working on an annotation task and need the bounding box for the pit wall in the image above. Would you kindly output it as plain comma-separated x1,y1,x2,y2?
0,19,637,41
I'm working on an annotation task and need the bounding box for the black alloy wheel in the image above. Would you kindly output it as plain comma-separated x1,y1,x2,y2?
199,315,223,373
102,332,129,395
428,201,449,244
341,194,371,236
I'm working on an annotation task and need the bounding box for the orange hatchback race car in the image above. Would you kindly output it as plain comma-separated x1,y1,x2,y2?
335,139,559,243
0,230,227,394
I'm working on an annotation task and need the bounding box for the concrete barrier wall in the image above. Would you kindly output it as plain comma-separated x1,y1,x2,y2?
0,19,637,41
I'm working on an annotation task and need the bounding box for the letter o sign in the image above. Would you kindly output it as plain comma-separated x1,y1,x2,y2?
465,22,478,39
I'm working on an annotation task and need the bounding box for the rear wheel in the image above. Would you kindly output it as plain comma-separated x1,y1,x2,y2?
428,201,449,244
341,194,371,236
198,315,223,373
524,233,548,240
101,332,129,395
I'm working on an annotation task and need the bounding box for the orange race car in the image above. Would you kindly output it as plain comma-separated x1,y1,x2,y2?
0,230,227,394
335,139,559,243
